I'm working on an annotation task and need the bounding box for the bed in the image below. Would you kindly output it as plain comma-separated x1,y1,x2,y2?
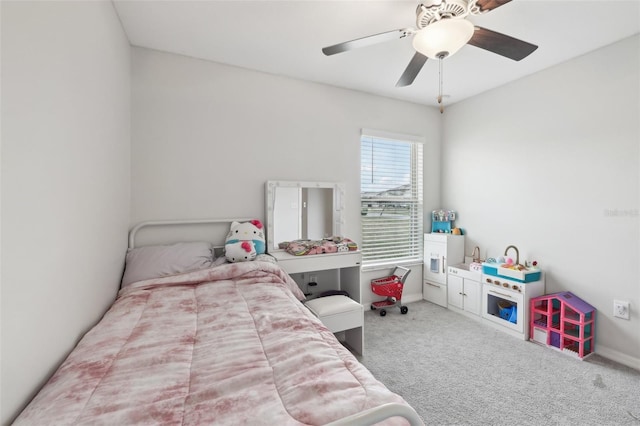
14,219,423,425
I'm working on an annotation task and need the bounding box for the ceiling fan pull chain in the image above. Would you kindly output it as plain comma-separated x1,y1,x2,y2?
438,54,444,113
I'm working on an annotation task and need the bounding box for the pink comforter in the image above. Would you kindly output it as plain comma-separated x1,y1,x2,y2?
15,262,413,425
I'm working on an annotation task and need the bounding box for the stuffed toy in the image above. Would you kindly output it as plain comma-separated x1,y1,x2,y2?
225,241,257,263
225,219,266,262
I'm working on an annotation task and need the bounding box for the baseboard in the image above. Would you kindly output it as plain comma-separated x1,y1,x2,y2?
596,345,640,371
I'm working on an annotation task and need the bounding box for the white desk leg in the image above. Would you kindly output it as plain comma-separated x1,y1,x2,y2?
345,326,364,355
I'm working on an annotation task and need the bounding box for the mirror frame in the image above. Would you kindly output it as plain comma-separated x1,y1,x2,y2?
265,180,345,253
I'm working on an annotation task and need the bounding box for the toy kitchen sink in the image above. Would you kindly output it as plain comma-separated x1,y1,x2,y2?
482,263,541,282
482,245,541,283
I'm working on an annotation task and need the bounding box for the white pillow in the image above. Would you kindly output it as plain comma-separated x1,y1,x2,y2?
121,242,214,287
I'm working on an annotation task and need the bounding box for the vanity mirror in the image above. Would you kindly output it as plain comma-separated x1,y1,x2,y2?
265,181,345,253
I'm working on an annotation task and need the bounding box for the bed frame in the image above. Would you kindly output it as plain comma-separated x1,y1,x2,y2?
128,217,255,249
127,218,423,426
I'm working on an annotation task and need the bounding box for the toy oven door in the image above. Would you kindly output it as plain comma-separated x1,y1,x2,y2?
482,285,524,334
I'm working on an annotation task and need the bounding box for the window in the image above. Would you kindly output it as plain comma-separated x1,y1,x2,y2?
360,130,423,267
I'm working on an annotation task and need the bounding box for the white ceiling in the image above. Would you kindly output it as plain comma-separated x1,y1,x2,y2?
113,0,640,107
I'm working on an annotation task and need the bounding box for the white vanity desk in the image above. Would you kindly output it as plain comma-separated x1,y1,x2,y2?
271,250,364,355
265,180,364,355
271,250,362,300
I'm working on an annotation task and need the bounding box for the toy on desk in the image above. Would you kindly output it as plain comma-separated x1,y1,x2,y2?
279,237,358,256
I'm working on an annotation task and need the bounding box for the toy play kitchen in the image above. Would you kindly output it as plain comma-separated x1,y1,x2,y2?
481,245,545,340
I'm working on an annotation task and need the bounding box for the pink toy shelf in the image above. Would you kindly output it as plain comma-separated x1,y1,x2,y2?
530,291,596,359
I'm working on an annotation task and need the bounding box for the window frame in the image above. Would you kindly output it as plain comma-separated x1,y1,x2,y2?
360,129,424,269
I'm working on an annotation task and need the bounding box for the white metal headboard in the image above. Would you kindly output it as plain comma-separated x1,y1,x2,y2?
128,218,254,249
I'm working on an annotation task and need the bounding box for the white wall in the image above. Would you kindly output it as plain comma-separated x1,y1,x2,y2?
131,47,441,304
441,35,640,368
0,2,131,423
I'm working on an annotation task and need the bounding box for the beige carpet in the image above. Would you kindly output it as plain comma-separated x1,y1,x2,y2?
361,300,640,426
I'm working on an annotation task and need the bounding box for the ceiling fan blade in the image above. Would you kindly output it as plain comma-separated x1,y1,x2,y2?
468,26,538,61
474,0,512,13
322,28,412,56
396,52,428,87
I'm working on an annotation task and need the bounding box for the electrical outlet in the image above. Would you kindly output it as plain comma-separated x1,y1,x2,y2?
613,300,630,320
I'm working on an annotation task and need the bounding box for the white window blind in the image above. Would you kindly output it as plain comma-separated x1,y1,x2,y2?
360,131,423,267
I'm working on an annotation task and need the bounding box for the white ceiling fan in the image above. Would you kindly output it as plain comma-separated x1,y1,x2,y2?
322,0,538,89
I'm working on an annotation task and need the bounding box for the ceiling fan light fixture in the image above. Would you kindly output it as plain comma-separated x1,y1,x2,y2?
412,18,475,60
